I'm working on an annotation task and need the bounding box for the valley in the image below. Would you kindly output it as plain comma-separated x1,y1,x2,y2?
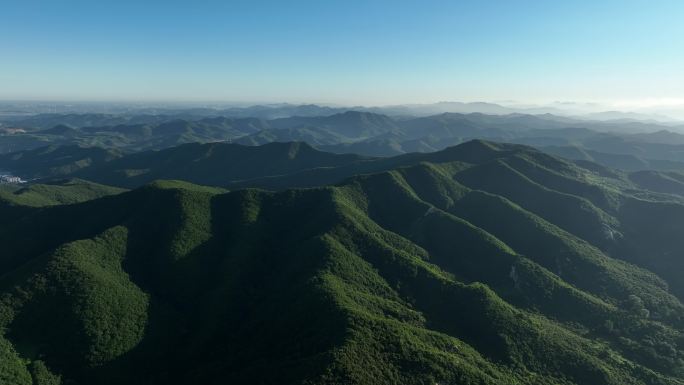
0,134,683,384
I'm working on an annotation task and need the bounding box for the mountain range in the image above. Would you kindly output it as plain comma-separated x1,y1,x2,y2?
2,101,680,123
0,140,683,384
4,138,684,200
5,110,684,174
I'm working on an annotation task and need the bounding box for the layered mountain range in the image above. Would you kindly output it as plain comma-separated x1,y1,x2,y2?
0,140,683,384
4,110,684,173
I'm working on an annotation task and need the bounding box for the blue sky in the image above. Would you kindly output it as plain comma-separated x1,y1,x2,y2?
1,0,683,105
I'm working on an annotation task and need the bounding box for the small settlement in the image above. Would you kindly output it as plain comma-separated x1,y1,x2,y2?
0,174,25,184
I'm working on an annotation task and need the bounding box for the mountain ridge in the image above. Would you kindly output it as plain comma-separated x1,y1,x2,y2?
1,146,683,383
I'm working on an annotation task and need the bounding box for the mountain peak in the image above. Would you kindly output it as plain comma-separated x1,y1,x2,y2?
425,139,506,163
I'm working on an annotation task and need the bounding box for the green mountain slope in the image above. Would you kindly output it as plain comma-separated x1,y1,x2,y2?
628,171,684,196
233,111,401,147
6,110,684,176
0,179,126,207
0,117,268,154
0,141,683,384
542,146,684,172
30,140,683,305
0,145,122,179
234,126,347,146
269,111,400,138
9,139,684,299
72,141,370,188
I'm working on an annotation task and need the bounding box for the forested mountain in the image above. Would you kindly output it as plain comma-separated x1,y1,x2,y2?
0,140,683,385
70,141,370,188
236,111,401,145
0,145,123,179
4,110,684,174
0,179,125,207
4,0,683,382
541,146,684,172
6,138,684,198
0,117,268,154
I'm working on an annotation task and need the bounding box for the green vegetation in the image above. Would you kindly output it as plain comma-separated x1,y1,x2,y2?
0,145,122,179
72,141,370,188
0,117,270,154
6,109,684,175
0,140,682,384
0,179,125,207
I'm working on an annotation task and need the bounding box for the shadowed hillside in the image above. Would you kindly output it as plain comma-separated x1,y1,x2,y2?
72,141,370,188
0,141,683,384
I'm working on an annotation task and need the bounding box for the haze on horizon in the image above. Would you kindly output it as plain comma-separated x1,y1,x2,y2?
1,0,683,112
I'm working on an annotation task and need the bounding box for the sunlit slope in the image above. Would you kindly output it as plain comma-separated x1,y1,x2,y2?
249,140,684,300
0,164,682,384
0,179,126,208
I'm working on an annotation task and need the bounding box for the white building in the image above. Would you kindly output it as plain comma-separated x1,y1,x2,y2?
0,175,24,184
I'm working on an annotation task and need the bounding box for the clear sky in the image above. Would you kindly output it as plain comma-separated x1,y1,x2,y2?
1,0,683,106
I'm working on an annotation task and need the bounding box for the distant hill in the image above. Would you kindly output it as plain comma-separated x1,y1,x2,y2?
2,113,182,130
73,141,370,188
0,141,683,384
398,113,511,139
234,126,346,146
8,137,684,193
217,103,348,119
0,117,269,154
542,145,684,171
38,124,80,136
5,110,684,175
0,178,125,207
319,135,424,157
628,130,684,145
0,144,122,179
581,111,677,122
254,111,401,142
628,170,684,195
